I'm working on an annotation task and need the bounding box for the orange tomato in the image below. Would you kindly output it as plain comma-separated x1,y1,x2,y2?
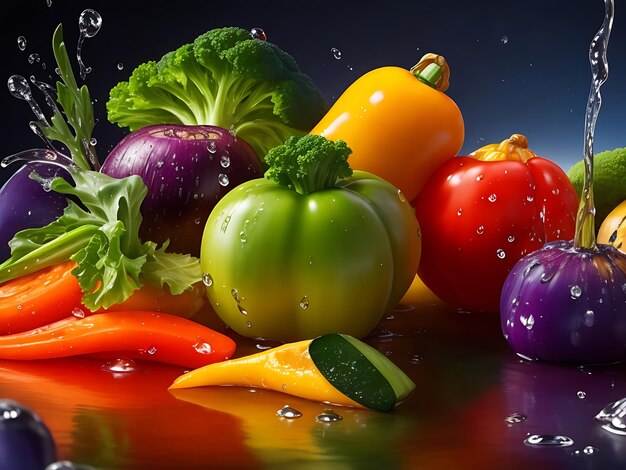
310,53,465,202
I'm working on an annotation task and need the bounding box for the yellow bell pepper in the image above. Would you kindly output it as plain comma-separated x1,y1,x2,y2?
311,53,465,202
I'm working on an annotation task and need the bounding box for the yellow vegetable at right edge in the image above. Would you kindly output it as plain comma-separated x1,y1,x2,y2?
311,53,465,202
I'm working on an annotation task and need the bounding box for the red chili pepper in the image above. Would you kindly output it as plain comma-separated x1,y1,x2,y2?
414,134,579,313
0,311,236,369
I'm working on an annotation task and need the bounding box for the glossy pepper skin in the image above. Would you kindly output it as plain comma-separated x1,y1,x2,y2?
200,136,421,342
310,53,464,203
415,135,579,313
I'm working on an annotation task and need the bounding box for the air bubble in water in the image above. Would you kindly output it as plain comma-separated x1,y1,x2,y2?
331,47,342,60
17,36,26,51
276,405,302,419
101,358,139,373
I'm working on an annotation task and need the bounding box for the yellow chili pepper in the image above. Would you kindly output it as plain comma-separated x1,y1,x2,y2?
311,53,465,202
169,333,415,412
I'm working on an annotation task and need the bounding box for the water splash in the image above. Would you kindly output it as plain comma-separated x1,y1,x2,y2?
77,9,102,80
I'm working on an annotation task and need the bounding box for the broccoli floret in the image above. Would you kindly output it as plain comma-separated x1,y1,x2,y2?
567,147,626,231
107,27,329,158
264,135,353,194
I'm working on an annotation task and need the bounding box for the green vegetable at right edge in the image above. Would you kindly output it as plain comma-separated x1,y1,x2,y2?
200,135,421,342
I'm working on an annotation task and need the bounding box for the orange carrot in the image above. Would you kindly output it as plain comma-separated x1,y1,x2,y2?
0,262,205,334
0,311,235,369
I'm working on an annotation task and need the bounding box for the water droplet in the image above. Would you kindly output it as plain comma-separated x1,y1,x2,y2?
238,305,248,316
540,271,555,283
331,47,342,60
488,193,497,202
239,231,247,243
552,188,560,195
46,460,85,470
89,137,97,146
71,307,85,319
231,288,241,303
595,398,626,435
218,173,229,186
527,195,534,202
101,358,139,373
17,36,26,51
316,409,343,423
496,249,506,259
476,174,484,181
577,390,587,399
117,62,124,70
507,235,515,242
397,189,407,202
570,285,582,299
582,446,599,455
194,217,201,225
208,141,217,153
46,0,52,6
0,403,21,421
28,53,40,65
299,296,309,310
250,27,267,41
256,343,272,350
246,321,252,328
201,273,213,287
220,155,230,168
78,9,102,38
228,124,237,137
505,413,527,424
457,208,463,216
77,9,102,79
501,35,509,44
584,310,595,327
524,434,574,447
146,346,157,355
520,314,535,330
476,225,485,235
193,342,213,355
16,304,23,310
276,405,302,419
409,354,423,364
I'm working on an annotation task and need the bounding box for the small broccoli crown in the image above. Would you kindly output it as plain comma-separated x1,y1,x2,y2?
106,26,329,158
265,135,353,194
568,147,626,231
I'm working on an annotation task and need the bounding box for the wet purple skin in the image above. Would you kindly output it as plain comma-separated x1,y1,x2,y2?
0,399,57,469
0,163,71,262
500,240,626,365
101,124,265,256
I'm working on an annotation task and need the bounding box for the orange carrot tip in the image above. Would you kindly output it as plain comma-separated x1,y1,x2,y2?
169,333,415,412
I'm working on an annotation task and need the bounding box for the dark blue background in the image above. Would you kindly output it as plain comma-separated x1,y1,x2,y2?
1,0,624,186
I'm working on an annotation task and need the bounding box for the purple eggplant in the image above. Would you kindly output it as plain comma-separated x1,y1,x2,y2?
500,240,626,364
0,162,71,262
0,399,57,469
101,124,265,256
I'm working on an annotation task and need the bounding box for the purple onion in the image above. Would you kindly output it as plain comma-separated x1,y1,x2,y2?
501,240,626,364
101,124,265,256
0,163,71,262
0,399,57,469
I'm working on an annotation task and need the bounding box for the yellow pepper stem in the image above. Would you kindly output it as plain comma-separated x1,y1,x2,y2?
470,134,537,163
410,53,450,92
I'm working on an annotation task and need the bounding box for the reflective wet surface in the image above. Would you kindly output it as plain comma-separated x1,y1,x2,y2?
1,289,626,469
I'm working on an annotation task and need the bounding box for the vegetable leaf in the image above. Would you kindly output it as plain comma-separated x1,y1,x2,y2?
0,168,202,310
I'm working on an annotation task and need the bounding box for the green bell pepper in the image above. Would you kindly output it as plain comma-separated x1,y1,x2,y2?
200,135,421,342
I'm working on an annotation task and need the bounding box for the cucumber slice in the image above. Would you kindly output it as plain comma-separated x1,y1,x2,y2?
309,333,416,412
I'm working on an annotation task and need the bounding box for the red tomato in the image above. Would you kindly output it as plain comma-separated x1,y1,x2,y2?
414,134,579,313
